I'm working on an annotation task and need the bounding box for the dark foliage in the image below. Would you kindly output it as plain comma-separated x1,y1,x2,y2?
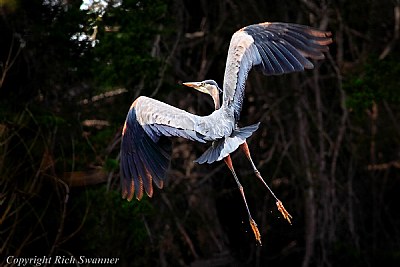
1,0,400,266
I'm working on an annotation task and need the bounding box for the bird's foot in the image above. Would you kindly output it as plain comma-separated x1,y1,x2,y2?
249,218,262,245
276,200,292,225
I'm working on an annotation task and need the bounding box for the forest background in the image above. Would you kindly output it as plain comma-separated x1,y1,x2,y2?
1,0,400,266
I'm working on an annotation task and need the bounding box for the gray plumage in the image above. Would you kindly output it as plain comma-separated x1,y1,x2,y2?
223,22,332,120
120,22,332,200
195,123,260,164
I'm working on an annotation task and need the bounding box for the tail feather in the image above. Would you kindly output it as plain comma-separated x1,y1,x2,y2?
195,123,260,164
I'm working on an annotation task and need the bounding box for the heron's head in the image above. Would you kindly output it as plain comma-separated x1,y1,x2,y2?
182,80,222,96
183,80,222,110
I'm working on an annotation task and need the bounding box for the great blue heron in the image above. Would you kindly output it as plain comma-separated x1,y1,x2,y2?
120,22,332,243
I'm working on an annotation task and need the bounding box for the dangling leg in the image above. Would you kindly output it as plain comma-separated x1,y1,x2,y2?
224,155,261,245
240,142,292,224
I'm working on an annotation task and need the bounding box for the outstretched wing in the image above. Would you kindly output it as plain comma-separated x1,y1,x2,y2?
120,96,215,201
222,22,332,120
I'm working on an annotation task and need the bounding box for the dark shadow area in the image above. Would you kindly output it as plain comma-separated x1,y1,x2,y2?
1,0,400,266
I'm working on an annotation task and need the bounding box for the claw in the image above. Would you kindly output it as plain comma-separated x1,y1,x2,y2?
276,200,292,224
249,218,262,245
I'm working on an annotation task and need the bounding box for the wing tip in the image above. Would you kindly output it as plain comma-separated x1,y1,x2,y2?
135,177,144,200
121,179,135,202
144,167,154,198
120,118,171,201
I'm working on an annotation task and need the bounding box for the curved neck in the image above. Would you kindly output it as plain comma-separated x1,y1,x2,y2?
210,90,221,110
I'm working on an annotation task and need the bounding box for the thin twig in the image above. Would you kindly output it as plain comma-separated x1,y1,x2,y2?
150,29,181,97
160,193,199,259
379,4,400,60
1,34,22,89
47,178,70,259
57,201,90,246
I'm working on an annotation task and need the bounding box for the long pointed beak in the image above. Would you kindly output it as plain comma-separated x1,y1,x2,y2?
182,82,200,88
182,82,208,94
